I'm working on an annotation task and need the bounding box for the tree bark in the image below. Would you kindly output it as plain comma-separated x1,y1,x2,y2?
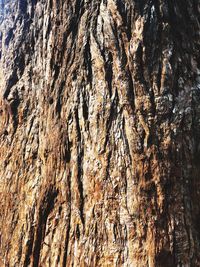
0,0,200,266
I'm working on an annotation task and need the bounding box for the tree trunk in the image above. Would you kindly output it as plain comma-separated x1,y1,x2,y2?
0,0,200,266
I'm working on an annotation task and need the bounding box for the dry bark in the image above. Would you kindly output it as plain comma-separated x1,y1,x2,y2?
0,0,200,266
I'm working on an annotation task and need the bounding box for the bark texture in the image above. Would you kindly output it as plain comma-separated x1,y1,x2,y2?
0,0,200,266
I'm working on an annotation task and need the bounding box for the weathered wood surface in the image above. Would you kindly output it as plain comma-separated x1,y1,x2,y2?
0,1,200,266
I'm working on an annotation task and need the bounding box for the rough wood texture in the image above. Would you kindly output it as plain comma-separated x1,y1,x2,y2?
0,0,200,266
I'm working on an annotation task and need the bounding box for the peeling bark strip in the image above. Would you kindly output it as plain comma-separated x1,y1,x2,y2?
0,0,200,266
